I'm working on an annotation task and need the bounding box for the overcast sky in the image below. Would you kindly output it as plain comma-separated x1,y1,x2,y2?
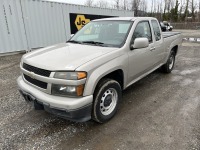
44,0,199,12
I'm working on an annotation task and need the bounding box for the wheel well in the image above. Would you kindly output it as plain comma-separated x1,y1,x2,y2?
98,69,124,90
172,45,178,56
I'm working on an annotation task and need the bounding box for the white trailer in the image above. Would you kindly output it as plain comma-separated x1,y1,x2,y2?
0,0,134,54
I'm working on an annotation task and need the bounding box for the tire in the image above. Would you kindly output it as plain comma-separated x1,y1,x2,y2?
161,51,176,73
92,78,122,123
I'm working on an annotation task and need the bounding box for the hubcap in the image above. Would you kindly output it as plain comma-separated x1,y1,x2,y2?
100,88,118,116
169,55,174,70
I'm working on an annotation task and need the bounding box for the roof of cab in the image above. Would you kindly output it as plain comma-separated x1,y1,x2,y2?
93,17,156,22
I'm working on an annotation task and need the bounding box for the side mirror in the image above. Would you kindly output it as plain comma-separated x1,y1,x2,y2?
130,38,149,50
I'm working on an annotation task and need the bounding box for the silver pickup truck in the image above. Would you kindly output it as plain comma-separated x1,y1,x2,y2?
17,17,182,123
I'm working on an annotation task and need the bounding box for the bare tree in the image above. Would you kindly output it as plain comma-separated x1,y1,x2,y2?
179,0,184,17
151,0,154,14
96,0,109,8
167,0,172,13
154,0,157,13
114,0,120,9
190,0,198,21
183,0,189,20
139,0,147,15
84,0,94,6
122,0,129,10
131,0,141,16
199,0,200,21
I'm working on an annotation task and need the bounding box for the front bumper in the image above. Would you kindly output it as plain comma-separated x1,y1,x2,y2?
17,76,93,122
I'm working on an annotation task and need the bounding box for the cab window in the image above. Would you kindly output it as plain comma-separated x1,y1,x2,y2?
151,20,161,41
132,21,152,44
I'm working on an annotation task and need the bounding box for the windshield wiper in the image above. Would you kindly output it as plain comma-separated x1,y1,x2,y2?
67,40,82,44
82,41,104,44
82,41,108,47
68,40,109,47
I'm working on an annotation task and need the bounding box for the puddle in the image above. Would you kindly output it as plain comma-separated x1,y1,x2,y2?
183,38,200,43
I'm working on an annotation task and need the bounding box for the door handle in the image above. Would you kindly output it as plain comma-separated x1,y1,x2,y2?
150,47,156,51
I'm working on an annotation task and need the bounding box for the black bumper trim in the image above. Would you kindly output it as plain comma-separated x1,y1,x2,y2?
19,89,92,122
44,104,92,122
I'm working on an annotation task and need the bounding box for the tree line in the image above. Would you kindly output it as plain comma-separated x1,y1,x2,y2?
85,0,200,22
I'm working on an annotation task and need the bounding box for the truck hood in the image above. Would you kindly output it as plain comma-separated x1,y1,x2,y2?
23,43,118,71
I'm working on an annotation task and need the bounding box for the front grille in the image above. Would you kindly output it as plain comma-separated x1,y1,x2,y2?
24,74,48,89
23,63,51,77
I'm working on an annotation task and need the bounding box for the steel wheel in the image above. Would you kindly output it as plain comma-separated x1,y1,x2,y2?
100,88,118,116
161,51,176,73
169,55,174,70
92,78,122,123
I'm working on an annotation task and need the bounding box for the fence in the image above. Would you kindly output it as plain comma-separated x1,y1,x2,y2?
171,22,200,30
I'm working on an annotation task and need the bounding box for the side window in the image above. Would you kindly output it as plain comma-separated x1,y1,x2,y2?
151,20,161,41
132,21,152,43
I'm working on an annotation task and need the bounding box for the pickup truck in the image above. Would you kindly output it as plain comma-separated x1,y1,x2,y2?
17,17,182,123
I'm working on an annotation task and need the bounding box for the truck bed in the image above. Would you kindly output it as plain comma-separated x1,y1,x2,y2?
162,32,181,38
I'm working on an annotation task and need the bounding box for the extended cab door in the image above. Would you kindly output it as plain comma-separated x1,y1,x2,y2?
128,21,156,83
150,20,165,65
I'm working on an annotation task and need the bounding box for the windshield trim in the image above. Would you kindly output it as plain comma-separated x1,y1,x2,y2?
118,21,134,48
67,20,134,48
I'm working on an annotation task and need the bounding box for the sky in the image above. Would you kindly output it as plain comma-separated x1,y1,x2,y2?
44,0,151,10
44,0,133,11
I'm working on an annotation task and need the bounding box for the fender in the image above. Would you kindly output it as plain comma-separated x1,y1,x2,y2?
80,53,128,96
163,34,181,64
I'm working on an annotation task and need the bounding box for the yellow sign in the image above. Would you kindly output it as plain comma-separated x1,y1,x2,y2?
75,15,90,30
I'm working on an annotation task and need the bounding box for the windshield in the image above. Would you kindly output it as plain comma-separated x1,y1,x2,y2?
68,21,133,47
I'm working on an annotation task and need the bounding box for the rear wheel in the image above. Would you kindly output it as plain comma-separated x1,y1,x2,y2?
161,51,176,73
92,78,122,123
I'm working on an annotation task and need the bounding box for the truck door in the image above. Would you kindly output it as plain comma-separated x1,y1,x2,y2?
128,21,155,83
150,20,164,65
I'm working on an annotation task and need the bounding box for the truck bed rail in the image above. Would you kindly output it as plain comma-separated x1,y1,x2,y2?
163,32,181,38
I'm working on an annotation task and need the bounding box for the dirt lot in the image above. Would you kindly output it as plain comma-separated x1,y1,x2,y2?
0,30,200,150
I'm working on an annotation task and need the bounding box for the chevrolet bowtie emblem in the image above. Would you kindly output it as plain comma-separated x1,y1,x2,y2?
28,72,35,79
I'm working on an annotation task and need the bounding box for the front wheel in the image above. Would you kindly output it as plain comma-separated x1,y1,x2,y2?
92,78,122,123
161,51,176,73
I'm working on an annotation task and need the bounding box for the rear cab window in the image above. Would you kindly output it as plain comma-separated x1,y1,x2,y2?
151,20,161,41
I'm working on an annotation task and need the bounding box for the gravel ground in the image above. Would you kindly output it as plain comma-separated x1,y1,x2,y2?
0,30,200,150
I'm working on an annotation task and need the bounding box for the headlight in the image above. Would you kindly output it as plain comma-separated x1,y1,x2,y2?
52,72,87,97
52,84,84,97
54,72,87,80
